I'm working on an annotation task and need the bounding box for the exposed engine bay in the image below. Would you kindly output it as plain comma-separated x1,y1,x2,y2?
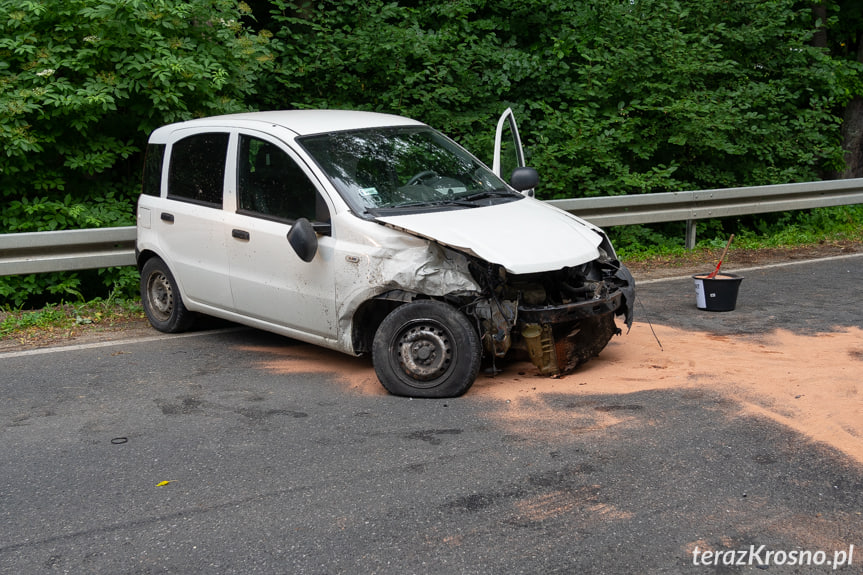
462,249,635,376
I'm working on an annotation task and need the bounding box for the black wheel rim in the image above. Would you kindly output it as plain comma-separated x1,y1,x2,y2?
392,319,455,388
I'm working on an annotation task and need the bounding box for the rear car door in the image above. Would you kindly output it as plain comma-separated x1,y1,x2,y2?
158,131,233,309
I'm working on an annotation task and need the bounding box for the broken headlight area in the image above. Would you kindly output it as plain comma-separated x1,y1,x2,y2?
465,257,635,376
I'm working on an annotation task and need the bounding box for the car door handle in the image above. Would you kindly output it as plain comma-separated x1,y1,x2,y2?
160,212,174,223
232,229,250,240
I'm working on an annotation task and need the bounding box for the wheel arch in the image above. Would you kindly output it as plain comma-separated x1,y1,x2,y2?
136,249,190,302
136,248,160,272
351,291,422,355
351,290,480,355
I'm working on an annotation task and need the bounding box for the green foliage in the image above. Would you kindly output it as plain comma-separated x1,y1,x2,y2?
608,222,689,260
1,0,272,197
734,204,863,247
0,186,135,232
0,265,142,309
0,272,82,308
97,266,140,300
0,306,68,337
0,0,274,305
262,0,852,199
263,1,521,151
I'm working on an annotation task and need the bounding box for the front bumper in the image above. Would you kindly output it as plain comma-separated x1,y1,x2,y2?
517,290,623,325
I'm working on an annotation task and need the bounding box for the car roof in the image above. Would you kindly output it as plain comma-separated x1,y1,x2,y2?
148,110,426,142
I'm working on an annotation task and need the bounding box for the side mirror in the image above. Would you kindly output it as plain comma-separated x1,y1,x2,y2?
510,167,539,195
287,217,318,262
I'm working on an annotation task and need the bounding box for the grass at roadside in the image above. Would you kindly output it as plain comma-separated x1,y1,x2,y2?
0,298,145,346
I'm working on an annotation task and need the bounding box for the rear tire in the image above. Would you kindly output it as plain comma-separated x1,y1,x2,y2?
140,256,196,333
372,300,482,398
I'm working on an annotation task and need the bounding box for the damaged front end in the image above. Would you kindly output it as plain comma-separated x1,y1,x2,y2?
361,215,634,378
465,243,635,376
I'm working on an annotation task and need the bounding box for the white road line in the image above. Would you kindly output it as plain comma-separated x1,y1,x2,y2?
0,327,246,359
636,252,863,285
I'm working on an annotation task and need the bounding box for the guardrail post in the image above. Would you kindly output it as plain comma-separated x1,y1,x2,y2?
685,219,697,250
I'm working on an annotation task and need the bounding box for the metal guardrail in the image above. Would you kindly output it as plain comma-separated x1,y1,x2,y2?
548,178,863,249
0,227,136,276
1,178,862,276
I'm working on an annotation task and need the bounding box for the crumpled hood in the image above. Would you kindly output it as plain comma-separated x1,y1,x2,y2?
375,197,604,274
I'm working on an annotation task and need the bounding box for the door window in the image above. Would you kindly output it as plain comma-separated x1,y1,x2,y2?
167,133,229,206
141,144,165,197
237,135,328,224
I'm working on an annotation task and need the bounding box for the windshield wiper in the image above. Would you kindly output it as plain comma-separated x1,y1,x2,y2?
374,197,481,210
430,198,481,207
458,189,523,202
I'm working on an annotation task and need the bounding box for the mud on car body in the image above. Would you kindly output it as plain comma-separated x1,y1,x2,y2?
136,109,634,398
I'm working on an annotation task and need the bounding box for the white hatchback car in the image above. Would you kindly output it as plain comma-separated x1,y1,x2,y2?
136,109,634,397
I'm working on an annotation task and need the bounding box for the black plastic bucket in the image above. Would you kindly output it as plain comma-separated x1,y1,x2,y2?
692,273,744,312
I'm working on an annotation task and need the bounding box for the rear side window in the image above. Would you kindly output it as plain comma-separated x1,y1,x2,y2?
167,132,229,206
141,144,165,197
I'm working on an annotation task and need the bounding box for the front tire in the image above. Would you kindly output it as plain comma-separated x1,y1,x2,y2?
140,256,195,333
372,300,482,398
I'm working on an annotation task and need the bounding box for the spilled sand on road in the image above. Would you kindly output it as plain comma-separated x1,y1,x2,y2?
240,321,863,465
476,322,863,465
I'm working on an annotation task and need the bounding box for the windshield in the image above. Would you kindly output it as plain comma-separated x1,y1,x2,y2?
298,126,520,214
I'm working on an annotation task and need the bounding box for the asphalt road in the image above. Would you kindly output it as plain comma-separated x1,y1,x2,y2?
635,253,862,335
1,255,862,574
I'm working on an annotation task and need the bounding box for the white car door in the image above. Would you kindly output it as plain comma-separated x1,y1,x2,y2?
492,107,526,180
158,131,233,309
223,132,338,339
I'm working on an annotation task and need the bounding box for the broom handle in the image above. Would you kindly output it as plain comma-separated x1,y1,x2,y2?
707,234,735,278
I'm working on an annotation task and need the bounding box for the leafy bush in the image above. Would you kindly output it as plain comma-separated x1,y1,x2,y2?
263,0,851,199
0,0,275,306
